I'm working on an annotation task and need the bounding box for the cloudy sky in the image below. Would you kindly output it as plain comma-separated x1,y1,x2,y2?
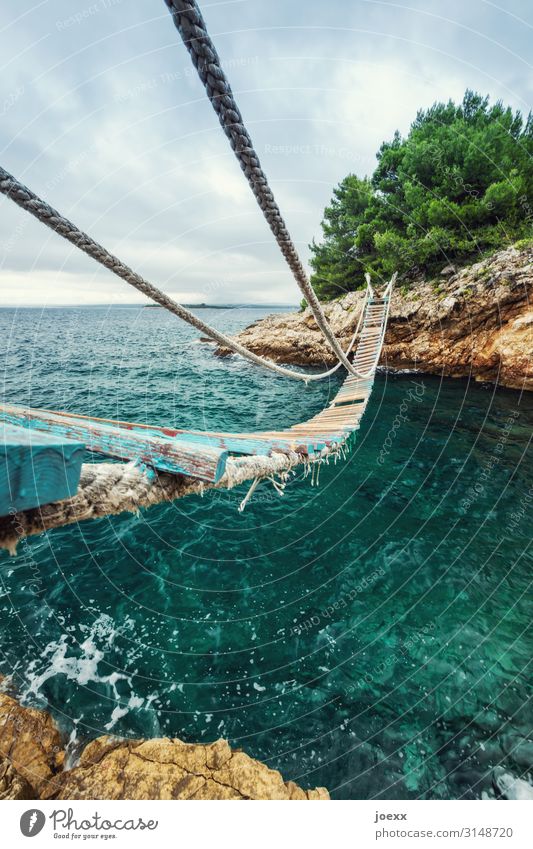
0,0,531,306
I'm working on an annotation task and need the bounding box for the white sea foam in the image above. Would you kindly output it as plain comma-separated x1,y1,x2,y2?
25,613,131,697
22,613,162,732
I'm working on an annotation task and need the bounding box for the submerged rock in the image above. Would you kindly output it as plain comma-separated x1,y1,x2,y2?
43,736,329,801
217,244,533,391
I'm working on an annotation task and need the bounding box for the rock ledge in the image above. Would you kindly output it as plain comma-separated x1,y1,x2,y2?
217,245,533,391
0,689,328,800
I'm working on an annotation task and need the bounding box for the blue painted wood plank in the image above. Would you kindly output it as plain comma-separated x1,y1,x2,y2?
30,409,326,457
0,405,228,484
0,423,85,517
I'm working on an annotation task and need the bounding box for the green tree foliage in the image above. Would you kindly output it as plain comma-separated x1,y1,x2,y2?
309,91,533,299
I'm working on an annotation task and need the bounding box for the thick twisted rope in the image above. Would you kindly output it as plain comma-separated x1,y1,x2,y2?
0,450,308,553
0,168,376,382
163,0,358,376
0,167,317,382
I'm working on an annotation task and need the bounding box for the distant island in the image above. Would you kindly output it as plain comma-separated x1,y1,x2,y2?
144,303,294,310
145,303,232,310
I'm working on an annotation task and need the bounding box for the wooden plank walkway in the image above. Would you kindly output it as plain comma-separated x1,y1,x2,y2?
252,296,388,445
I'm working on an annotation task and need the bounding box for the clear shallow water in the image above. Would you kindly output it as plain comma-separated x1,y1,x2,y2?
0,306,531,799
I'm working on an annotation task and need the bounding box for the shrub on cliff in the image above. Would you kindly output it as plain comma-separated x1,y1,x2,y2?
309,91,533,299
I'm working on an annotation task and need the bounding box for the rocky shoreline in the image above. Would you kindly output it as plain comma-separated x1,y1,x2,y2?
0,687,328,800
2,687,532,801
217,245,533,392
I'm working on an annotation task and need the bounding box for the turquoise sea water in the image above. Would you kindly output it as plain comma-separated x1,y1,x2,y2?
0,306,531,799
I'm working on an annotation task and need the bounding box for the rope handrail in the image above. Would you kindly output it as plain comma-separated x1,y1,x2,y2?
0,167,308,381
303,282,370,379
0,167,374,383
163,0,360,376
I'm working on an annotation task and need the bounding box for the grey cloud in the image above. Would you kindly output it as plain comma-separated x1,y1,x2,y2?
0,0,531,305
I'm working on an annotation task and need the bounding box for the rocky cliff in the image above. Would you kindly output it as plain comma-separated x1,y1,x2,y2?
0,689,328,801
218,245,533,391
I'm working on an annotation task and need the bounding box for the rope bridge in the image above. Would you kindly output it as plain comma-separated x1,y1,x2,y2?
0,0,396,548
0,287,391,551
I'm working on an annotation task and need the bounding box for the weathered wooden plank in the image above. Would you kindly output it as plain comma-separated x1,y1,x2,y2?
290,420,358,432
335,388,371,397
34,409,322,457
0,423,85,517
221,433,324,453
355,341,381,350
288,427,357,437
331,392,369,403
308,418,363,429
309,404,365,418
332,387,369,397
178,431,312,456
339,382,373,391
0,405,227,484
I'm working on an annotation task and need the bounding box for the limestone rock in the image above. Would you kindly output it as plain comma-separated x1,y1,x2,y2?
0,690,62,797
0,681,327,800
44,736,329,801
217,244,533,391
0,759,37,800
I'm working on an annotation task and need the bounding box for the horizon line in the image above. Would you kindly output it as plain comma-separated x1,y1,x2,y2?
0,302,298,309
